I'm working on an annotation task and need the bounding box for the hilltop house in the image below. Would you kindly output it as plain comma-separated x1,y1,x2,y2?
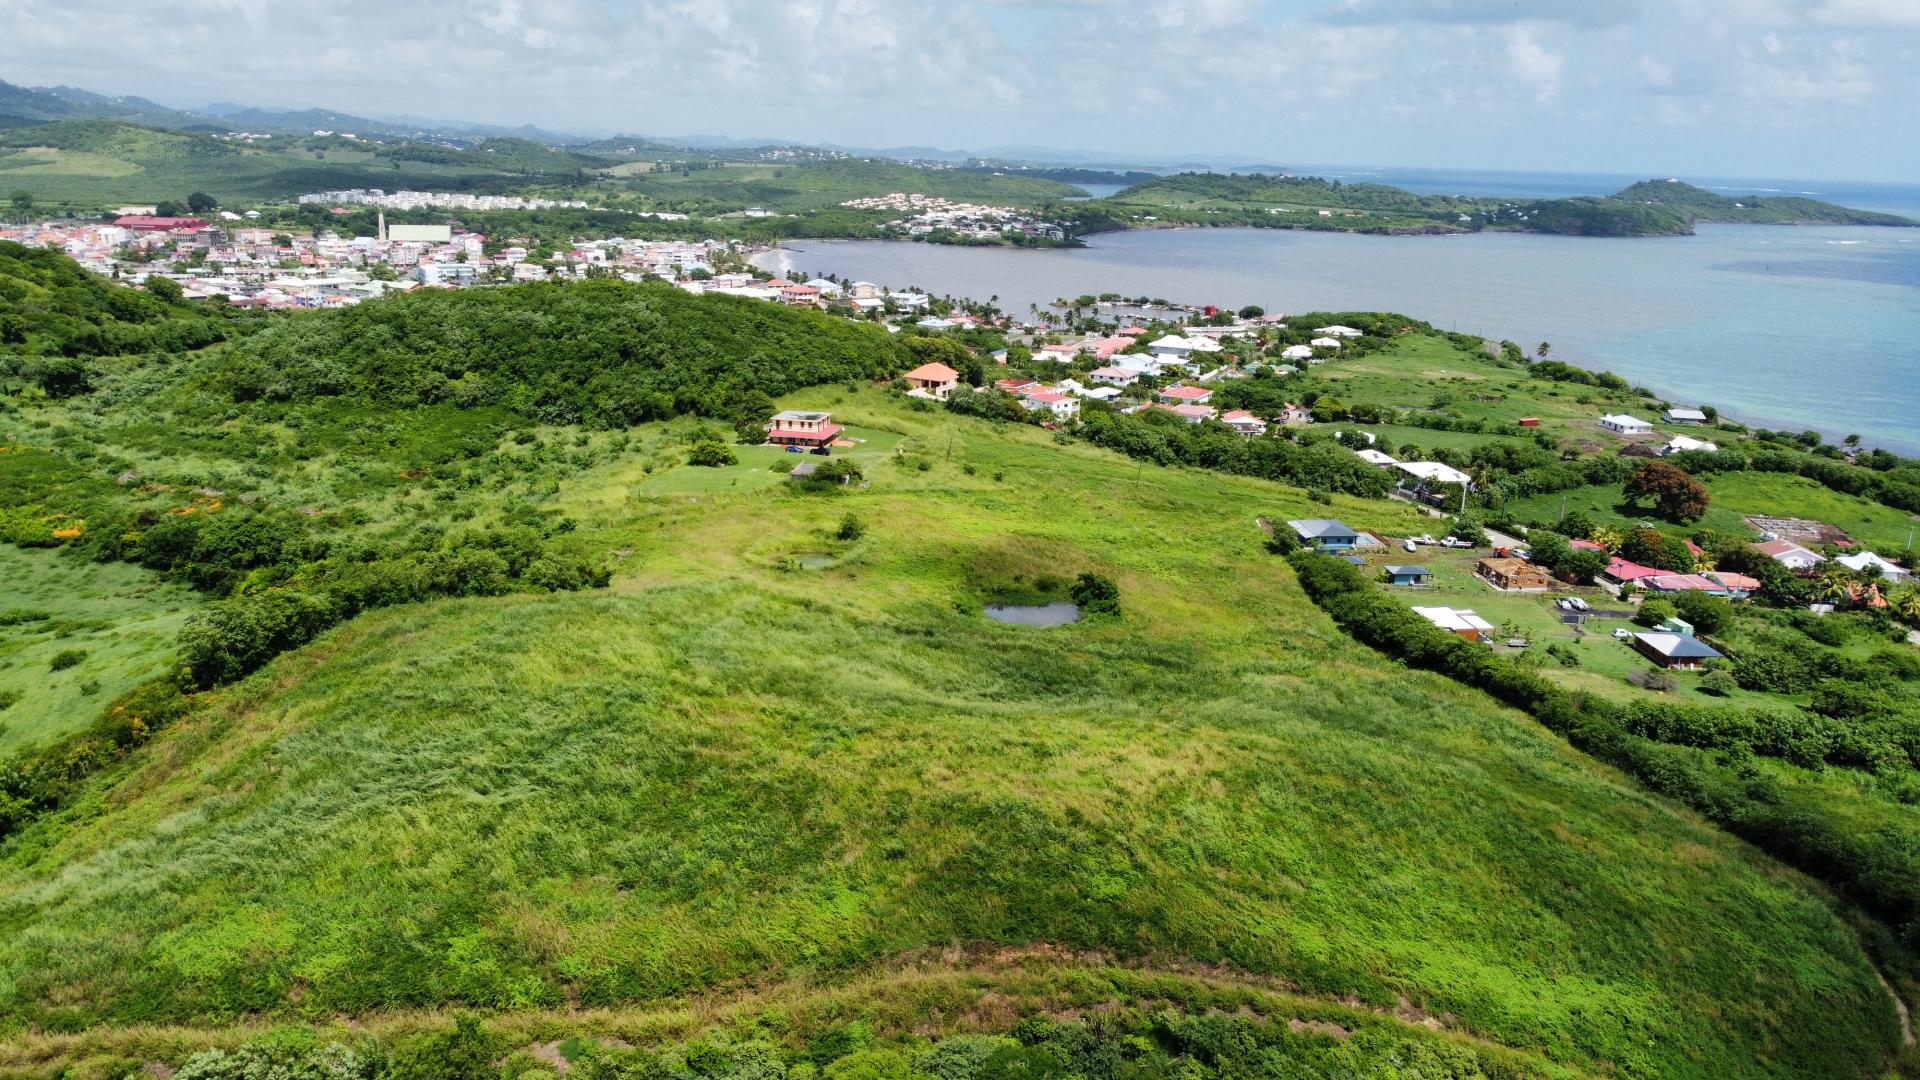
1663,407,1710,425
1088,366,1139,387
765,410,844,450
1313,325,1364,338
1634,632,1725,670
1220,410,1268,437
1384,565,1432,586
901,362,960,401
1477,557,1552,593
1147,335,1221,361
1640,571,1762,599
1020,391,1080,422
1158,385,1214,406
1836,551,1911,583
1395,461,1473,491
1413,606,1496,641
1599,414,1655,436
1289,519,1360,551
1355,448,1397,468
1279,344,1315,361
1755,538,1826,573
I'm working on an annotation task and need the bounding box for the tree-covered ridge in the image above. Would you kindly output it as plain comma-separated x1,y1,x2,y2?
1612,178,1918,225
1102,172,1916,236
0,240,230,362
204,279,912,426
0,117,234,162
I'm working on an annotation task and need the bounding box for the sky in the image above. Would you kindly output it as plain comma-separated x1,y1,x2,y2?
2,0,1918,180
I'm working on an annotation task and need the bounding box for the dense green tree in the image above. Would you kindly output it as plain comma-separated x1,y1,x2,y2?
1624,460,1710,523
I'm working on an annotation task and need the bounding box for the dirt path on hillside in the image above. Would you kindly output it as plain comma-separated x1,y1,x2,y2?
1878,970,1915,1048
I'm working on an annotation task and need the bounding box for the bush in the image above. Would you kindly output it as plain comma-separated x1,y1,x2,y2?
687,438,737,467
1629,669,1679,692
1671,590,1731,636
1635,599,1677,628
176,590,342,689
48,648,87,672
1700,668,1738,696
1070,572,1120,616
835,513,866,541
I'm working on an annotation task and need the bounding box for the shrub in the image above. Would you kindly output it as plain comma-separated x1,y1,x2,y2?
687,439,737,467
836,513,866,542
1070,572,1120,616
1635,599,1676,628
1700,668,1738,696
1671,590,1731,636
48,648,86,672
177,590,342,689
1629,669,1679,692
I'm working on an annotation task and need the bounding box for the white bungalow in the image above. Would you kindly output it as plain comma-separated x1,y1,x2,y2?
1598,413,1655,435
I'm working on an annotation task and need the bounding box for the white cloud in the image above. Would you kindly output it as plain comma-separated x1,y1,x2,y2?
1504,27,1565,102
0,0,1913,175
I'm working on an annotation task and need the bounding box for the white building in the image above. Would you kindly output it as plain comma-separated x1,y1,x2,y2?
1599,414,1655,435
1663,407,1709,425
1662,435,1719,456
1835,551,1910,583
1395,461,1474,489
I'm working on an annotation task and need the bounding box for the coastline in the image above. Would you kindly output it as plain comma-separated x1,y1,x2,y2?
751,228,1920,456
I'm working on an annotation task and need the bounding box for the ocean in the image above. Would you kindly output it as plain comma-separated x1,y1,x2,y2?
758,205,1920,455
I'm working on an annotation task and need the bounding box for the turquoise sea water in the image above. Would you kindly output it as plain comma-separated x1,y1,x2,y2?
760,224,1920,454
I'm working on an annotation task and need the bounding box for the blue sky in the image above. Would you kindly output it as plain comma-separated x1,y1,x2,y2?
3,0,1918,180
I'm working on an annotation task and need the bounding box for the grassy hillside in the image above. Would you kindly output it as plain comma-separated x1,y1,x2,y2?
0,121,545,209
0,382,1906,1077
0,260,1913,1076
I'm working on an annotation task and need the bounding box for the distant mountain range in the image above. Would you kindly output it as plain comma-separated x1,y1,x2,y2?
0,77,1195,173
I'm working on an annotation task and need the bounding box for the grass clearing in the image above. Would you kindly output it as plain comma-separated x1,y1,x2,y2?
0,547,198,754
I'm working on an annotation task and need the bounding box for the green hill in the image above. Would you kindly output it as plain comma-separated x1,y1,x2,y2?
0,260,1911,1077
0,386,1905,1078
0,121,559,209
1610,178,1918,226
0,240,231,367
1098,173,1915,236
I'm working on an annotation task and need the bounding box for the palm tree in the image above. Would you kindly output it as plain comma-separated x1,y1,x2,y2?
1895,588,1920,626
1816,567,1857,605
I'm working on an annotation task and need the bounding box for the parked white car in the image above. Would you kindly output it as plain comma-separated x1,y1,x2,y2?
1556,597,1591,613
1612,628,1633,640
1403,539,1419,553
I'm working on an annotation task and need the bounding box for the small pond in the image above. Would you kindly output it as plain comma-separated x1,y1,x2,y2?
983,603,1081,627
794,554,836,570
